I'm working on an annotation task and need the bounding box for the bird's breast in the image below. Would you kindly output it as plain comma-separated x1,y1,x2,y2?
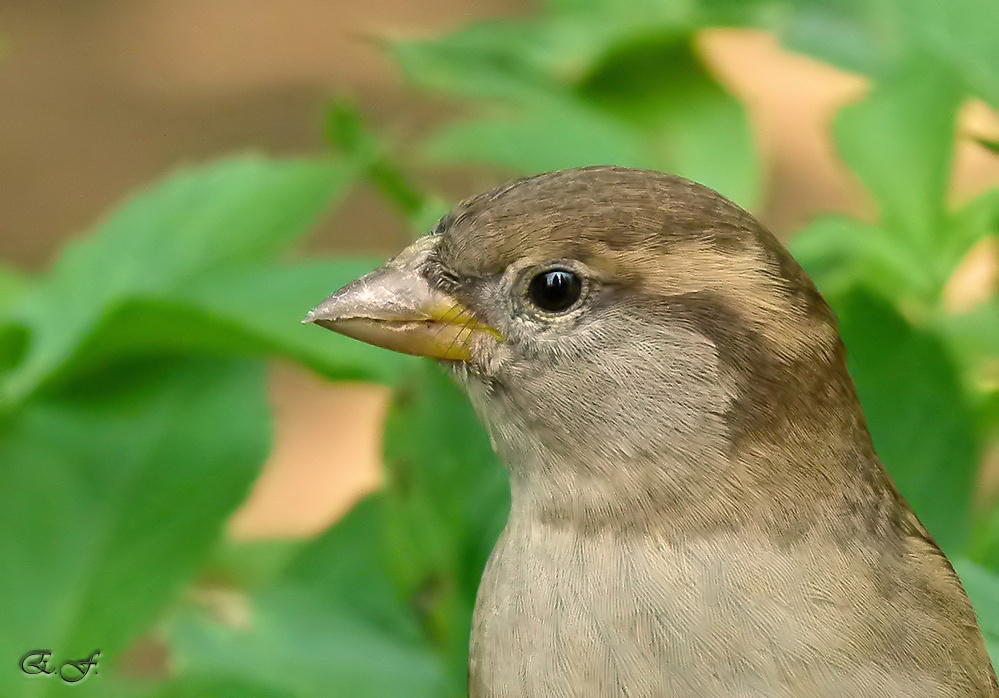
468,515,968,698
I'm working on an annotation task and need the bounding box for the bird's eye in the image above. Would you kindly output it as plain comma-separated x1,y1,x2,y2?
527,269,583,313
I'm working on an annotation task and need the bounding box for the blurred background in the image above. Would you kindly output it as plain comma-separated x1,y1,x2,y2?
0,0,997,696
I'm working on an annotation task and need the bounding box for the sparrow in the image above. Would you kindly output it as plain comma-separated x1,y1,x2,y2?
305,166,998,697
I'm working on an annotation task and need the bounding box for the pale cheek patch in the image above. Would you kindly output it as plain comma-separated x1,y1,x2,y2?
596,240,837,363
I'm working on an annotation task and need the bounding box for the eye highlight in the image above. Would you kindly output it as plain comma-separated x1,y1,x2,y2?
527,268,583,313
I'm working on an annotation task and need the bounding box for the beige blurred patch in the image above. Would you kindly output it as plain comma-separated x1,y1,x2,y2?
701,30,999,234
227,364,389,540
954,100,999,207
699,29,871,234
943,236,999,314
98,0,527,99
980,444,999,506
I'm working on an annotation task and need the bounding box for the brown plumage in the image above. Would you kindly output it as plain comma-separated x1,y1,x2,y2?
307,166,998,697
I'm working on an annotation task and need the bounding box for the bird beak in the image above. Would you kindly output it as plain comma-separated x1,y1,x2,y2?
303,235,500,362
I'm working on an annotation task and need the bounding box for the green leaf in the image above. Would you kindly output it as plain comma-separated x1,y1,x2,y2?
230,366,504,692
396,5,758,205
696,0,772,25
952,558,999,670
325,103,448,233
954,189,999,235
578,37,759,208
390,23,552,102
0,263,26,320
779,0,999,112
165,494,456,697
44,261,414,389
835,290,979,552
790,215,934,301
968,504,999,573
834,54,962,252
178,262,413,382
150,676,299,698
421,96,655,175
933,300,999,396
944,188,999,269
379,364,508,679
778,0,904,77
41,674,294,698
0,324,28,379
0,266,29,377
390,7,693,104
416,34,759,208
204,537,309,592
263,367,509,693
527,5,695,83
0,359,271,695
901,0,999,113
169,587,449,698
981,392,999,437
3,156,360,406
280,495,425,642
384,365,508,574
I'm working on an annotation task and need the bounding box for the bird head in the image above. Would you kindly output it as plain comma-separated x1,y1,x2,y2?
306,167,865,528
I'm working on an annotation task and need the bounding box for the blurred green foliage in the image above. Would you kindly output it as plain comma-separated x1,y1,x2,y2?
1,0,997,695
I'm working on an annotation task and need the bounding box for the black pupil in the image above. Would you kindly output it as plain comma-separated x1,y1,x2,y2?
528,269,582,312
